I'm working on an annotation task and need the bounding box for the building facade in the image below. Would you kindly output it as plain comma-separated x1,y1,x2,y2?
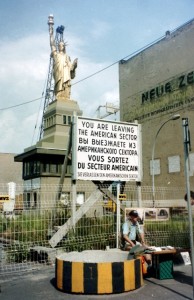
14,99,87,209
119,19,194,189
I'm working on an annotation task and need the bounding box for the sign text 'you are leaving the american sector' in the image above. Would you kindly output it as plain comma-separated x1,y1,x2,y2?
72,117,142,181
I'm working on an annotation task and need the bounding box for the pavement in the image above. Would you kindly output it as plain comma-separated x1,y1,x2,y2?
0,264,193,300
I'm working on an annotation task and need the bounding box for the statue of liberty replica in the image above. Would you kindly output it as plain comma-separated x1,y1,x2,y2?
48,15,78,100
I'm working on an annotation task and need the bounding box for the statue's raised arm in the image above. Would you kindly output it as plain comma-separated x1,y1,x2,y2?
48,15,56,53
49,27,56,54
48,15,78,100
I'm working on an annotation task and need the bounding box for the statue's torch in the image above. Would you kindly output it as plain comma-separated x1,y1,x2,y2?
48,14,54,27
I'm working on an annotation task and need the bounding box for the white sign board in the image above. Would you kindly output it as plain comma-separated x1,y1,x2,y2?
168,155,180,173
72,117,142,181
180,252,191,265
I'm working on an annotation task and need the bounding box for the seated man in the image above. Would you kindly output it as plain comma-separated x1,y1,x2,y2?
184,190,194,205
122,210,151,265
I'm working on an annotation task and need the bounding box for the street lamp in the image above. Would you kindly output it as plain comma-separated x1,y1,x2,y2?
151,114,180,207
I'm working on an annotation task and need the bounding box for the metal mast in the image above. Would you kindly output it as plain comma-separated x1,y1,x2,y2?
39,25,65,140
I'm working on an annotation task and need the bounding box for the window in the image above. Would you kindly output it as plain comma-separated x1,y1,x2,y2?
63,115,71,125
56,164,61,173
34,161,37,174
25,162,30,176
37,161,40,173
42,163,49,173
33,192,37,208
63,115,67,124
23,161,41,178
27,193,31,208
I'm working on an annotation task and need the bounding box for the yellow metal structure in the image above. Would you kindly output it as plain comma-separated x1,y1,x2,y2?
0,195,9,202
103,198,116,213
119,194,127,201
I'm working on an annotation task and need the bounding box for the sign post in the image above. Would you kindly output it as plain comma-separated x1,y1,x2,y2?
116,182,121,248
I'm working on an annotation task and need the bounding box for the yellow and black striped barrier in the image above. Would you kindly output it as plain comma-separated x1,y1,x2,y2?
55,256,143,294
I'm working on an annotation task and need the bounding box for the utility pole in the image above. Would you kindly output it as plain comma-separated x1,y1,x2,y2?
182,117,194,298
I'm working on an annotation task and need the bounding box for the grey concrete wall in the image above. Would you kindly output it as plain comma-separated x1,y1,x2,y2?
0,153,23,185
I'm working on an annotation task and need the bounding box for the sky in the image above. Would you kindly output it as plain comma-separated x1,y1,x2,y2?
1,0,194,154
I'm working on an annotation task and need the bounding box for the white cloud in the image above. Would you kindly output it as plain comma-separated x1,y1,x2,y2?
90,20,111,39
0,33,49,107
0,108,39,154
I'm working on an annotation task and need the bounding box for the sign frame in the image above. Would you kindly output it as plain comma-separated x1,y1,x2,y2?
72,116,142,182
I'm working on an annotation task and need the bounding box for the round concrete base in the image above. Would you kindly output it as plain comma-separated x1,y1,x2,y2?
55,249,143,294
